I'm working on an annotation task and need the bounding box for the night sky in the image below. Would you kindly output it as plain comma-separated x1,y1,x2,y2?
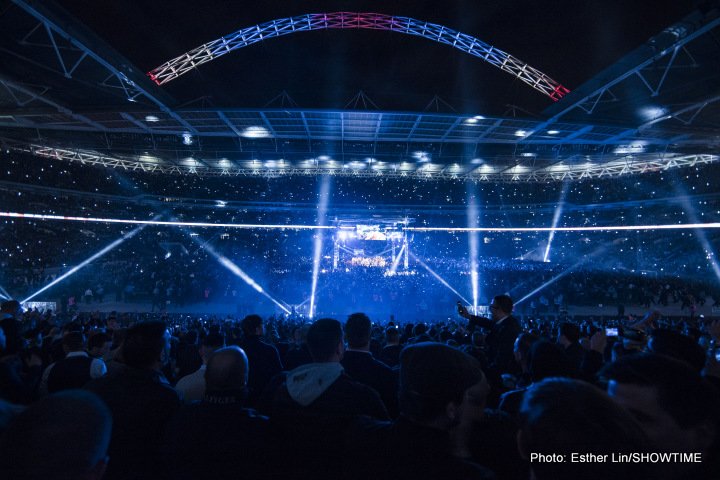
54,0,696,114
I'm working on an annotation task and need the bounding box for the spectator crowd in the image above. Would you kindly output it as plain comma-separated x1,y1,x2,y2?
1,293,719,480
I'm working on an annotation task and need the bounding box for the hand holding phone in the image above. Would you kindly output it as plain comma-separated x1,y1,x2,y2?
457,301,468,318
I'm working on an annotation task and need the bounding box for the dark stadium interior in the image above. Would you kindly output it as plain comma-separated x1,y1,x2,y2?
1,1,720,480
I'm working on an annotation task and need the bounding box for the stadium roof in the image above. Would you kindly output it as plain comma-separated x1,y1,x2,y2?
0,0,719,181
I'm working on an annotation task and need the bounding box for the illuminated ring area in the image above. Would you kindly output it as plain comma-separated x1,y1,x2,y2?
147,12,570,101
2,211,720,233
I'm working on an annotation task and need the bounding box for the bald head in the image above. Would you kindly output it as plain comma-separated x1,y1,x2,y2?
204,346,249,395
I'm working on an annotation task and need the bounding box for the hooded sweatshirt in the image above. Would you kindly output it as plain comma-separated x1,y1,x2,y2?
285,362,344,406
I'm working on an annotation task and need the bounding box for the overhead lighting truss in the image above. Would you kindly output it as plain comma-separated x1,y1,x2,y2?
15,144,717,183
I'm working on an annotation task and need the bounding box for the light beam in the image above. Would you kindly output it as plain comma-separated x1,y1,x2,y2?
389,243,407,275
309,176,331,318
543,181,570,263
672,183,720,284
467,185,481,309
187,233,290,314
516,241,614,306
22,223,148,304
410,252,471,305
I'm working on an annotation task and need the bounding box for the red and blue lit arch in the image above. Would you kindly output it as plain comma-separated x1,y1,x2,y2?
147,12,570,101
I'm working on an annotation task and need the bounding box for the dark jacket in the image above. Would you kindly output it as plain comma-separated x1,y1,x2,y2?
162,398,272,480
469,315,522,381
47,354,93,393
239,335,283,405
345,415,495,480
259,365,388,480
341,350,398,417
85,367,181,480
379,344,403,367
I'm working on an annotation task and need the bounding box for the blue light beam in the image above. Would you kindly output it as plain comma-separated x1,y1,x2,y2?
410,252,472,305
188,233,291,314
516,241,614,305
467,185,481,309
673,184,720,284
543,181,570,263
22,223,148,304
389,243,407,275
309,176,331,318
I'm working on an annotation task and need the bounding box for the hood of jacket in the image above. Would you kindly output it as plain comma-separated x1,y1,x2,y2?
285,362,344,407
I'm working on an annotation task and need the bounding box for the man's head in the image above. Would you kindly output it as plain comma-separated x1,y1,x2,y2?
513,332,539,368
204,346,249,396
200,332,225,363
399,342,488,430
518,378,651,480
0,390,112,480
385,326,400,346
490,295,513,321
557,322,580,347
62,331,87,354
121,321,169,370
528,340,576,383
241,314,264,337
601,353,719,454
307,318,345,363
345,313,371,350
647,329,706,372
87,332,112,358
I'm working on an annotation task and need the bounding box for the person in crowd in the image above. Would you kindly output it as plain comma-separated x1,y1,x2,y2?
175,330,201,379
379,325,402,367
462,409,528,480
284,324,313,370
0,321,42,405
162,346,272,479
517,377,654,480
499,339,578,417
261,318,388,419
0,390,112,480
407,322,433,344
345,342,493,480
239,314,283,406
40,331,106,395
601,353,720,480
557,322,583,368
174,332,225,403
646,328,706,372
85,321,180,480
511,332,539,389
458,295,522,387
88,332,112,359
342,312,398,417
1,299,24,355
260,318,387,479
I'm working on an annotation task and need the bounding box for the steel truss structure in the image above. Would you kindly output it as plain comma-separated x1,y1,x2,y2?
147,12,570,101
5,0,192,130
16,143,718,183
1,2,718,183
539,6,720,133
